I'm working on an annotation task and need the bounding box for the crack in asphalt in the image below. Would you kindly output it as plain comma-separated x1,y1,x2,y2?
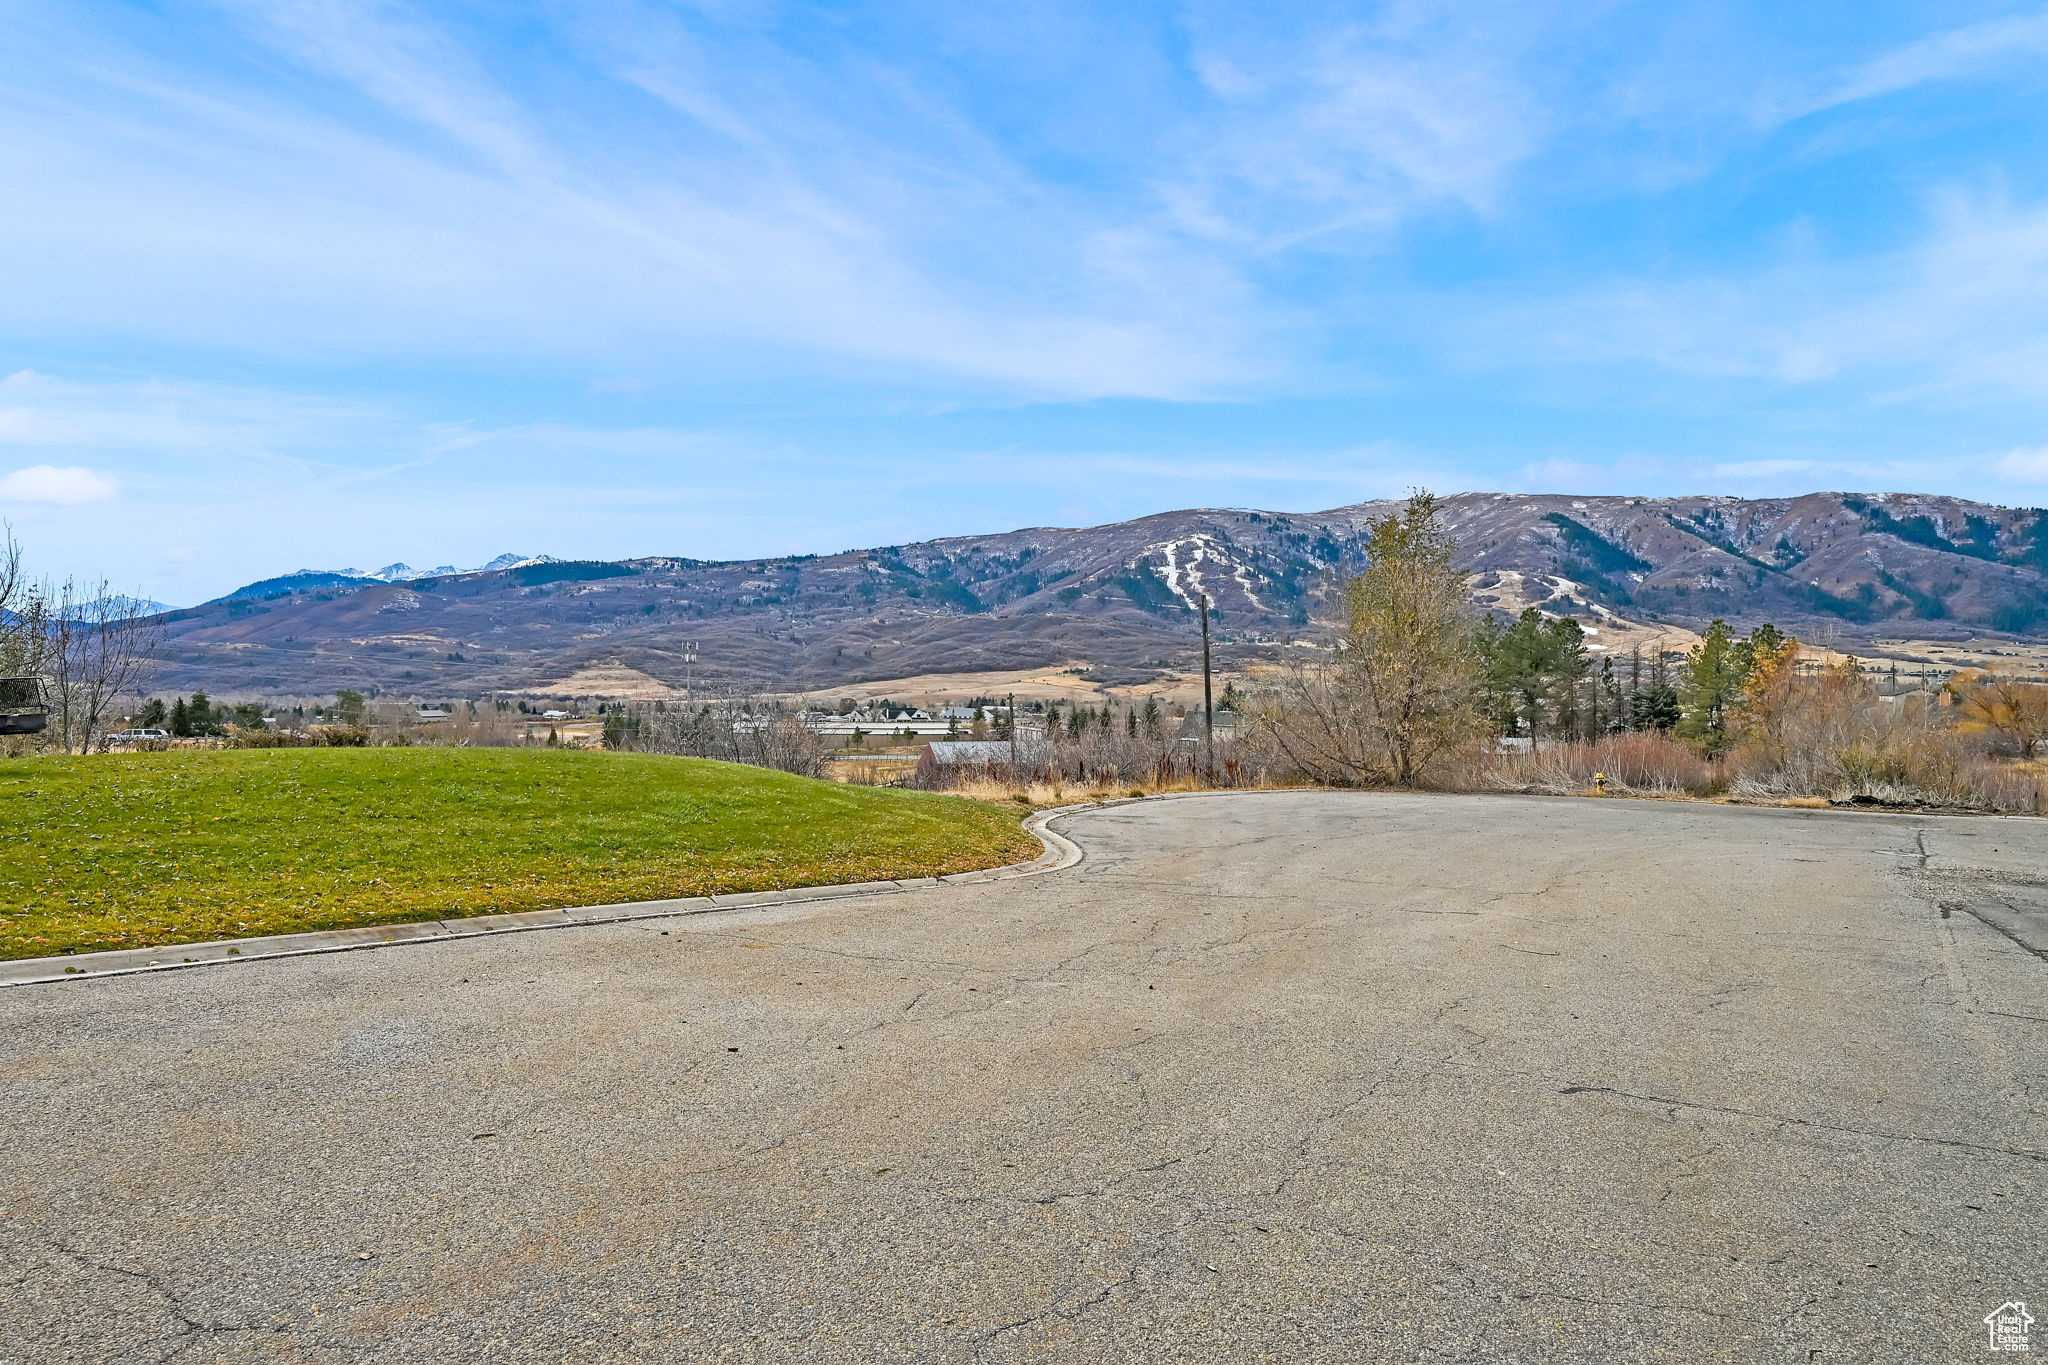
1558,1085,2045,1164
970,1271,1136,1360
42,1237,292,1363
1940,901,2048,963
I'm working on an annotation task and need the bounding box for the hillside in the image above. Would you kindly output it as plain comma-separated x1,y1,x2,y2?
148,492,2048,697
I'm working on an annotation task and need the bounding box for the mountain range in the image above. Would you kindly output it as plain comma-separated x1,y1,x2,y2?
215,554,559,602
147,492,2048,698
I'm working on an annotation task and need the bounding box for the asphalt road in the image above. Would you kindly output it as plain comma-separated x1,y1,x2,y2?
5,792,2043,1364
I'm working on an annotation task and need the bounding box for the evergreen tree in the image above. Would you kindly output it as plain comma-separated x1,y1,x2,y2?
1479,609,1588,742
1547,617,1591,741
334,689,368,726
1731,622,1787,681
186,691,217,736
1597,656,1624,736
169,697,192,737
1628,684,1681,731
1479,609,1553,739
138,697,167,728
1677,620,1743,752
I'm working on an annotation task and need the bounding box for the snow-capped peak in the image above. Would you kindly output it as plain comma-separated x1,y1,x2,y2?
478,553,560,572
297,554,556,581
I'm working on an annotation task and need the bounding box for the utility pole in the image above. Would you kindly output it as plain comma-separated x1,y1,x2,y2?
681,641,699,706
1007,691,1018,775
1199,592,1215,785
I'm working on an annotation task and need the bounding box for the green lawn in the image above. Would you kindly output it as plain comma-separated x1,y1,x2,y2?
0,748,1035,960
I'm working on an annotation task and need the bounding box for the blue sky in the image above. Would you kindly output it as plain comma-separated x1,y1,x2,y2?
6,1,2048,603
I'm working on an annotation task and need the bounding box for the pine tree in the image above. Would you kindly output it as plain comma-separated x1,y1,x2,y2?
138,697,167,728
1598,656,1623,735
169,697,191,737
1629,682,1680,731
1677,620,1743,752
334,690,368,726
1547,618,1590,740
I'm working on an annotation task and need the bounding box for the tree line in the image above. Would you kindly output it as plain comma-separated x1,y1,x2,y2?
1257,491,2046,794
1477,609,1793,754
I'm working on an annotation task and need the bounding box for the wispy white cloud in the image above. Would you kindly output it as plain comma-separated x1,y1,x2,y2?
1993,445,2048,482
1456,186,2048,403
0,465,120,505
1167,0,1552,248
0,370,395,475
1791,8,2048,119
0,2,1277,402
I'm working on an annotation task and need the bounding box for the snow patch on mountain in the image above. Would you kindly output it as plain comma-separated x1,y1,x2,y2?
298,554,559,582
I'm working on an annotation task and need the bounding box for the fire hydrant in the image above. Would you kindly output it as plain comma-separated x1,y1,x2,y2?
1592,772,1608,795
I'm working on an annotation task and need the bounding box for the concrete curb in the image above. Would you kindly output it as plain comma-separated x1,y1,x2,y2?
0,798,1126,989
9,785,1960,990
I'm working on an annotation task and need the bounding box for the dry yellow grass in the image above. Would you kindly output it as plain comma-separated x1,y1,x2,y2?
931,771,1309,809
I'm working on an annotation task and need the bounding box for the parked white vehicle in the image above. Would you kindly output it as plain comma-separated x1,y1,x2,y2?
106,727,172,743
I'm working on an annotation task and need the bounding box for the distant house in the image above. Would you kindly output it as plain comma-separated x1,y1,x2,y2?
1172,708,1241,744
915,739,1047,782
804,714,956,736
1878,686,1943,707
540,709,572,720
416,708,451,721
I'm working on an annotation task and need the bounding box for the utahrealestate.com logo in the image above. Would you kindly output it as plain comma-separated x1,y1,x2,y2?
1986,1303,2035,1352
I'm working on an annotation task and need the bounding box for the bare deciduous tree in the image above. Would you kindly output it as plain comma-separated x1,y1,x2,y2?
1947,669,2048,760
625,697,830,777
44,579,164,753
0,530,38,677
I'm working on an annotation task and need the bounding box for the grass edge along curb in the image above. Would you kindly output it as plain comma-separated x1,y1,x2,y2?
11,783,2002,989
0,800,1111,989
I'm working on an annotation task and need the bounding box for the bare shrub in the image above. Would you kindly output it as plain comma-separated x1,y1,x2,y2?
910,724,1296,795
1953,760,2048,814
312,724,373,747
225,726,311,749
1948,670,2048,759
1458,732,1720,797
1731,663,1990,806
626,699,829,778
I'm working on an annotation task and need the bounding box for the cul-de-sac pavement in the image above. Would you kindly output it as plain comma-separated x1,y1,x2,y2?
5,793,2042,1364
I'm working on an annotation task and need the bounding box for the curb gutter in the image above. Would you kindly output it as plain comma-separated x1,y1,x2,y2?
0,799,1128,989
